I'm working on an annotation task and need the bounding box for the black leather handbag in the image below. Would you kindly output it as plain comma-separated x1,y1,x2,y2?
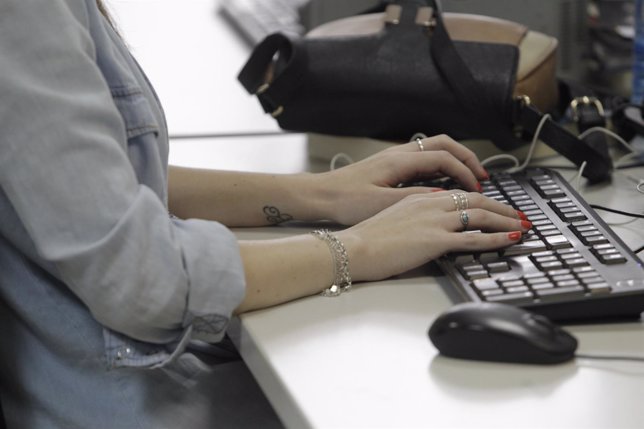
238,0,612,183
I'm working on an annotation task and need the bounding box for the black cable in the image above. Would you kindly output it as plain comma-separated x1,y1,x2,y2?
634,245,644,254
589,204,644,219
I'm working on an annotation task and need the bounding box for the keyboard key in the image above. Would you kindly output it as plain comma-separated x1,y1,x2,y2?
471,278,499,291
531,282,555,290
561,211,587,222
598,253,627,265
500,279,526,288
583,235,609,246
485,291,535,304
486,261,511,273
564,258,589,268
572,220,594,228
587,283,612,295
526,276,550,285
540,229,563,237
544,235,572,249
552,274,575,282
503,240,547,256
535,286,586,301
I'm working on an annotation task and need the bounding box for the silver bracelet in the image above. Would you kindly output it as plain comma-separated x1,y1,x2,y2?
311,229,352,297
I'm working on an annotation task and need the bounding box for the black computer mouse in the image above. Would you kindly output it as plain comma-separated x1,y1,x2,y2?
428,302,578,365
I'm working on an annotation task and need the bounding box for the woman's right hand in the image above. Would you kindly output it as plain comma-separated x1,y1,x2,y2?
336,191,531,283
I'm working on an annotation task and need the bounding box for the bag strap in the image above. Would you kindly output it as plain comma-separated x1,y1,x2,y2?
513,100,612,183
423,0,612,182
425,0,521,151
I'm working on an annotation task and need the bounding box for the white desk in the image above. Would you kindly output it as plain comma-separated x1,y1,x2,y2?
229,170,644,429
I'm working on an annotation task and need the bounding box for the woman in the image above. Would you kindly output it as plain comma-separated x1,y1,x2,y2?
0,1,529,428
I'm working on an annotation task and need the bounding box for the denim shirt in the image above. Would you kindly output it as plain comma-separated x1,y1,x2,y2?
0,1,266,427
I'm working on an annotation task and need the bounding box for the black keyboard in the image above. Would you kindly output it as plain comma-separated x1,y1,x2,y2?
219,0,307,45
436,168,644,323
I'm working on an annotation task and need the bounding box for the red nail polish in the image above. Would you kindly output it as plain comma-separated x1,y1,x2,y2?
476,182,483,192
430,188,445,193
517,210,527,221
482,169,490,180
508,231,522,241
521,220,532,230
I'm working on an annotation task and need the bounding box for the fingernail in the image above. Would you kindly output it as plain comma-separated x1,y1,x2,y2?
517,210,527,221
476,182,483,192
508,231,522,241
482,169,490,181
430,188,445,193
521,220,532,230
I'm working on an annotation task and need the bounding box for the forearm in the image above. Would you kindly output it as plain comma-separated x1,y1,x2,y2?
235,234,344,313
168,166,334,226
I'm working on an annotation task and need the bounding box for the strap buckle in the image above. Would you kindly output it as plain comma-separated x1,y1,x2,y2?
570,96,605,122
384,5,402,25
255,83,284,118
416,7,436,28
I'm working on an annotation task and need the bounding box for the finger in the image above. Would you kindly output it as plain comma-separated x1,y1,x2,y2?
448,230,524,253
448,208,531,233
420,135,489,181
447,192,524,219
393,150,481,192
383,135,489,183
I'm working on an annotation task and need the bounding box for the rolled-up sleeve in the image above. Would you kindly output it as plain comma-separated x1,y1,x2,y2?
0,0,245,346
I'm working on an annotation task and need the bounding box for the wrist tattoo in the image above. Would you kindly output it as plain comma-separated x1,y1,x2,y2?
263,206,293,224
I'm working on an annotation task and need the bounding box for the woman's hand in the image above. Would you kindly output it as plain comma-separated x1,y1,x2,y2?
316,134,490,225
337,190,530,282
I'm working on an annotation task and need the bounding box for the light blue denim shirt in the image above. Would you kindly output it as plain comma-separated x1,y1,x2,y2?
0,1,281,427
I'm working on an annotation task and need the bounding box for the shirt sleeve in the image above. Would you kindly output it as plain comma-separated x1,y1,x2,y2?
0,0,245,344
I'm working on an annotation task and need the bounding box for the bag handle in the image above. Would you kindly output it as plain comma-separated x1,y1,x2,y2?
238,32,307,118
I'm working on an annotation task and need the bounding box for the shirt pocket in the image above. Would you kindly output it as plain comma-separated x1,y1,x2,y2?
110,85,160,139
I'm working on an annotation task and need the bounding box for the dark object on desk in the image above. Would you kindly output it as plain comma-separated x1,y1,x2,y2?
219,0,382,46
436,168,644,323
238,0,612,183
429,302,578,365
219,0,307,45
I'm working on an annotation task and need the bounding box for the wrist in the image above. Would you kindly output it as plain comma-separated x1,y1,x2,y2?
292,171,341,222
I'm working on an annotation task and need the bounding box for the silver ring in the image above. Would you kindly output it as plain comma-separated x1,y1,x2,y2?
415,137,425,152
459,210,470,230
450,192,468,211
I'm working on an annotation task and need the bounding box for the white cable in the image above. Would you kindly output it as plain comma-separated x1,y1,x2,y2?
480,154,520,170
572,161,587,191
578,126,634,154
577,126,644,195
508,113,552,173
481,113,551,173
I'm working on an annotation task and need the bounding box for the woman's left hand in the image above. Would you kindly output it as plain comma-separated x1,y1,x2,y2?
316,134,489,225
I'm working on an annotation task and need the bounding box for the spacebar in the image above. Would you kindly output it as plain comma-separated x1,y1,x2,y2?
502,240,547,256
